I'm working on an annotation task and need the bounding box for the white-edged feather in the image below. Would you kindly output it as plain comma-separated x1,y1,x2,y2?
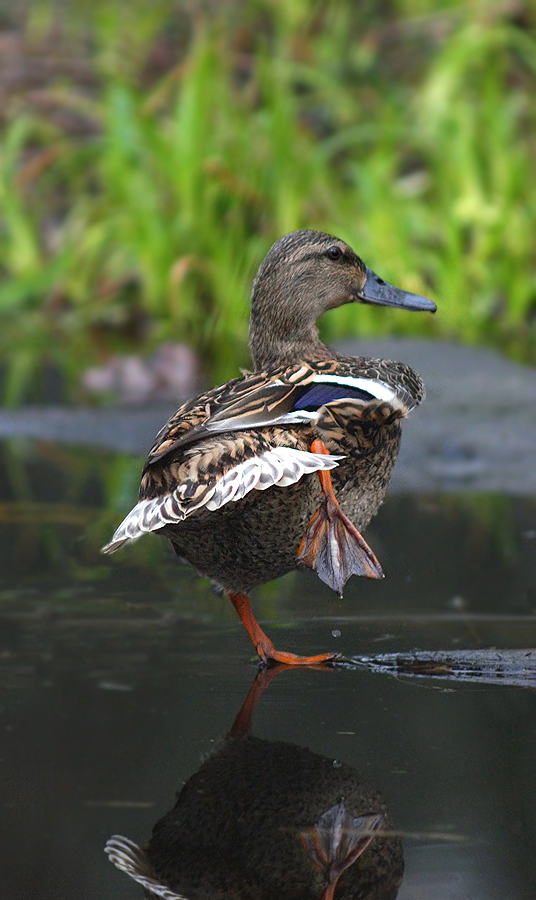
201,372,398,436
105,835,187,900
314,373,396,402
101,447,342,554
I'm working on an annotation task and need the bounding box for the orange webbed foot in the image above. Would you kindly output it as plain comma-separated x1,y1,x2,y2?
252,628,337,667
227,591,337,666
296,439,383,594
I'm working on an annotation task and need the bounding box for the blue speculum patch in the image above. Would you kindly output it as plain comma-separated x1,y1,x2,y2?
292,382,374,411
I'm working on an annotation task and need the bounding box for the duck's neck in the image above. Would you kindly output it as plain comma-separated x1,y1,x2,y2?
249,319,332,371
248,262,337,370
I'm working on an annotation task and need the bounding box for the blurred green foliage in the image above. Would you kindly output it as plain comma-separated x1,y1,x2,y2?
0,0,535,403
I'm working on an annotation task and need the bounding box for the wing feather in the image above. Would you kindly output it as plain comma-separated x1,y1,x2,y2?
146,368,318,465
144,361,416,467
101,447,342,554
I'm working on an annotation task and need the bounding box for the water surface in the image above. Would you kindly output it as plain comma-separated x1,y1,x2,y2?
1,438,536,899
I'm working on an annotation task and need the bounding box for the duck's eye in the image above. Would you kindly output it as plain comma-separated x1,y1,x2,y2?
327,246,342,260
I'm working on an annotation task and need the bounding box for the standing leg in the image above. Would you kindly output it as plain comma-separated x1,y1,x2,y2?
228,591,336,665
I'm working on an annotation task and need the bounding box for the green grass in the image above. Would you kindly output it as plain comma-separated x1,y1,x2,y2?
0,0,535,403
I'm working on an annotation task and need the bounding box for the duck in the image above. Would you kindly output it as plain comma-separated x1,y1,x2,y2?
102,230,436,665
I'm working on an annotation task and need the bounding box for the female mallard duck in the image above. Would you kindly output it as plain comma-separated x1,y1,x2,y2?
102,230,436,665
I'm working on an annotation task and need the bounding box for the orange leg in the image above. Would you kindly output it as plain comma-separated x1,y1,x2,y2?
296,438,384,595
228,591,336,666
310,438,342,501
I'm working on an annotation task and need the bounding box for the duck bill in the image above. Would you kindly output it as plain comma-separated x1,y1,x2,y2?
358,266,436,313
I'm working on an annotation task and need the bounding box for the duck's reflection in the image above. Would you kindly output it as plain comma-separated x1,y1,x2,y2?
106,667,404,900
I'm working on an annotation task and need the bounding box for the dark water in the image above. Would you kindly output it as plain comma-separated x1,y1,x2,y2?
2,439,536,899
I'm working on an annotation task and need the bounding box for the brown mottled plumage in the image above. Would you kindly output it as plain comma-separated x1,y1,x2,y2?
102,230,436,664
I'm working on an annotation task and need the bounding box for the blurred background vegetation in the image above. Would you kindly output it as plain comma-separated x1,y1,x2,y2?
0,0,535,405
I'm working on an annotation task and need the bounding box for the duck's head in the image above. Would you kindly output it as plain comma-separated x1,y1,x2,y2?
249,229,436,370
